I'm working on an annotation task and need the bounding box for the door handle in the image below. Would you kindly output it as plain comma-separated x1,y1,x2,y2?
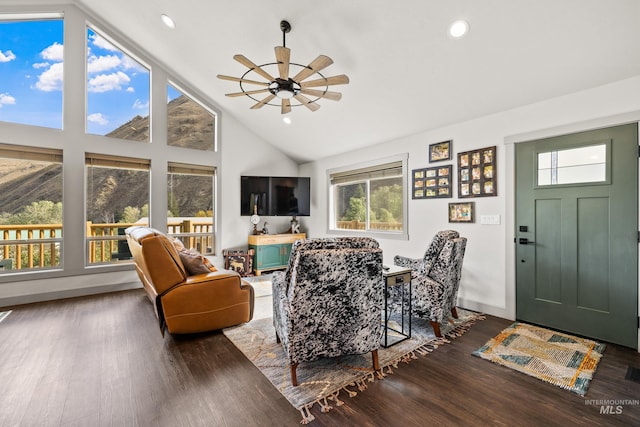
518,238,535,245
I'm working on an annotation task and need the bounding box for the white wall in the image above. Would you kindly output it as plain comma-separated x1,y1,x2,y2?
301,75,640,322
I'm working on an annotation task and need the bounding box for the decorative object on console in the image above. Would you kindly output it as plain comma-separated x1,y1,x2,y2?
250,205,261,235
393,230,467,337
217,20,349,114
429,140,452,162
223,248,255,277
458,145,496,197
449,201,475,223
412,165,452,199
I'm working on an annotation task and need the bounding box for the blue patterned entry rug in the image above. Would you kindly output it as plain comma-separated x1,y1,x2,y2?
472,321,606,396
223,308,484,424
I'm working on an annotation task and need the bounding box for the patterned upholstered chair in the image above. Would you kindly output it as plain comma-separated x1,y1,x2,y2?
393,231,466,336
271,237,384,386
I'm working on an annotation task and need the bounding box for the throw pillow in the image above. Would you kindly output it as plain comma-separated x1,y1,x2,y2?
177,248,217,276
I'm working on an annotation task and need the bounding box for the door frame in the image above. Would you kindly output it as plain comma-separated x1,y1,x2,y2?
504,110,640,351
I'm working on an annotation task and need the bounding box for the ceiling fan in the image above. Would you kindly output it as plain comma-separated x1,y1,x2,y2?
217,20,349,114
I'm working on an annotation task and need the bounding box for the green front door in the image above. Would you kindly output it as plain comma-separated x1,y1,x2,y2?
515,124,638,348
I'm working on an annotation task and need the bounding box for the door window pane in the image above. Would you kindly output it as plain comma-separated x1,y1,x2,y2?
0,16,63,129
86,27,150,141
537,144,607,186
167,84,215,151
85,154,149,264
0,145,63,272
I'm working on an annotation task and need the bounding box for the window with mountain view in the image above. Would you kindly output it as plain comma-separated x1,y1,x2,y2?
167,84,215,151
330,158,405,236
168,163,215,254
85,153,150,265
86,27,150,142
0,15,63,129
0,144,63,272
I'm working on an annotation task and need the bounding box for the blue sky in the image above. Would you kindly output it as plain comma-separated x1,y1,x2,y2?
0,19,179,135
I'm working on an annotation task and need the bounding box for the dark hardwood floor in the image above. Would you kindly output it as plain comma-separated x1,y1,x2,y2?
0,289,638,426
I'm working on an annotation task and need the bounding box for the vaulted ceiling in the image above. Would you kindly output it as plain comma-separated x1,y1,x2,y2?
20,1,640,162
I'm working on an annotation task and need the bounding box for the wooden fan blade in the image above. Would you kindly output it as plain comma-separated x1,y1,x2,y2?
300,88,342,101
251,94,276,109
225,88,270,97
300,74,350,88
217,74,269,86
294,94,320,112
233,54,275,81
281,99,291,114
292,55,334,82
275,46,290,80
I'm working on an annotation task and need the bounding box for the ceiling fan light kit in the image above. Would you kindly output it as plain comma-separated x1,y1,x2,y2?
217,20,349,114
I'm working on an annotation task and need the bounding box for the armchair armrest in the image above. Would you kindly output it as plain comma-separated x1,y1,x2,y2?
393,255,423,272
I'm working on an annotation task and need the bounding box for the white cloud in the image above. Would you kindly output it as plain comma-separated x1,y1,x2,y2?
132,99,149,110
87,54,122,73
121,55,146,72
0,50,16,63
0,93,16,107
90,33,118,52
87,113,109,125
33,62,50,69
88,71,130,93
35,62,63,92
41,42,63,62
126,87,135,93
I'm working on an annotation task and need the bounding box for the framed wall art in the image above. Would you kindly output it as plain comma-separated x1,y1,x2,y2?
448,202,475,223
458,145,496,197
412,165,452,199
428,140,452,163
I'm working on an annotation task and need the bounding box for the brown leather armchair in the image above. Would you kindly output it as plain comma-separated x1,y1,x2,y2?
126,226,254,334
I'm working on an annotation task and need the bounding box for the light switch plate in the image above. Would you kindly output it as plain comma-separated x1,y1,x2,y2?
480,214,501,225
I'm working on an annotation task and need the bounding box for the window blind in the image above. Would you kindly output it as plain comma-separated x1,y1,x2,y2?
330,161,402,185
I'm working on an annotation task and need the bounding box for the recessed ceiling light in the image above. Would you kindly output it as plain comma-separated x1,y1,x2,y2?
449,20,469,39
283,116,292,125
161,14,176,29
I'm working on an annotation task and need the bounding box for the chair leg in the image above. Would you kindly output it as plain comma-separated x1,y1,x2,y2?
290,363,298,386
430,321,442,337
451,307,458,319
372,349,380,372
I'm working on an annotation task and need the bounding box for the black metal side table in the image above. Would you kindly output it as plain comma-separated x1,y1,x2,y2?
382,265,412,347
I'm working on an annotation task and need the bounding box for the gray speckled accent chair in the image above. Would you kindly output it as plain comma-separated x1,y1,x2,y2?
271,237,383,386
393,231,466,337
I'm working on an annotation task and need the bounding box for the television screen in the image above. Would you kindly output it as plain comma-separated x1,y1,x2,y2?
241,176,310,216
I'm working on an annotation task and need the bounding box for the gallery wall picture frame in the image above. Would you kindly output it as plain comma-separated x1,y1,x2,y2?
448,202,475,223
412,165,452,199
457,145,497,198
429,140,452,163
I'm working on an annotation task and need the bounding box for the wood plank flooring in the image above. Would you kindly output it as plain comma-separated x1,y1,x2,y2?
0,289,638,426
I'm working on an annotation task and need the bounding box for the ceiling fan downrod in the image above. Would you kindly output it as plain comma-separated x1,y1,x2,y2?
280,20,291,48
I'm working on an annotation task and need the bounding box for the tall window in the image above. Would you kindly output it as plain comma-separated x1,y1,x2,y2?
85,153,150,265
0,144,63,272
329,156,407,238
168,163,215,254
167,84,215,151
86,27,150,141
0,15,63,129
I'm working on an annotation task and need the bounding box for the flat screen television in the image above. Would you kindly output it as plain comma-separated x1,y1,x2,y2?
241,176,311,216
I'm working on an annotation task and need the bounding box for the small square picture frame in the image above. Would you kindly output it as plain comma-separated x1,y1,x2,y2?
429,140,452,163
448,202,475,223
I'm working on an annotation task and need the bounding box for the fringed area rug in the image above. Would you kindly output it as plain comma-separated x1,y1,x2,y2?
472,321,605,396
223,308,484,424
0,311,11,324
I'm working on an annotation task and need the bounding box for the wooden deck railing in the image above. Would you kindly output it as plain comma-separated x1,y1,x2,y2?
0,218,214,270
335,220,403,231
